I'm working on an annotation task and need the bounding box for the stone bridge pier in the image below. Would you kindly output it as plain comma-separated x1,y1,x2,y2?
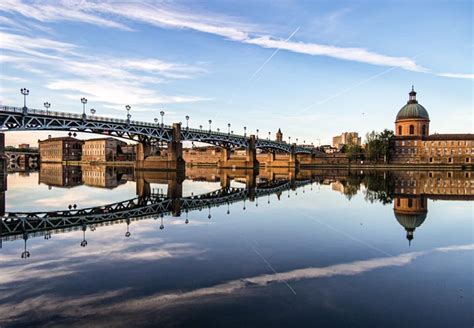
136,123,185,172
218,135,259,169
257,144,299,169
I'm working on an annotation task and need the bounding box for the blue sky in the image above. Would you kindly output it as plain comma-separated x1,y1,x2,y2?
0,0,472,146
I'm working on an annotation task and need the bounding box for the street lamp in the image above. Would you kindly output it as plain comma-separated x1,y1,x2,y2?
20,88,29,109
185,115,189,129
90,108,96,117
208,119,212,132
43,101,50,114
160,110,165,127
227,123,231,134
268,131,271,140
81,97,87,116
244,126,247,137
296,138,299,144
125,104,131,122
199,124,203,131
217,128,220,133
256,129,259,139
154,117,158,124
288,136,291,144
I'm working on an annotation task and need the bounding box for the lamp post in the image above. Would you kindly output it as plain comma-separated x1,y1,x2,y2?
90,108,96,117
43,101,50,114
154,117,158,124
268,131,271,140
288,136,291,144
217,128,220,133
208,119,212,132
256,129,259,139
227,123,231,134
185,115,189,129
125,104,131,123
81,97,87,117
244,126,247,137
160,110,164,127
20,88,29,110
199,124,203,131
296,138,299,144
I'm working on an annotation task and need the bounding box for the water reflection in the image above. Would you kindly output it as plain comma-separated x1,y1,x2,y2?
1,167,472,254
0,167,472,327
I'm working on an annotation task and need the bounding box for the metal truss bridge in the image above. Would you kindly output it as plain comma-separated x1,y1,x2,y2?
0,105,317,154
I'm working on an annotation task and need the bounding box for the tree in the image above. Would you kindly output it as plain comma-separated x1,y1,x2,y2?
364,129,394,163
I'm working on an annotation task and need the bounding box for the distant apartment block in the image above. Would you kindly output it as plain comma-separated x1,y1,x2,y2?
18,143,30,149
332,132,362,149
38,137,83,162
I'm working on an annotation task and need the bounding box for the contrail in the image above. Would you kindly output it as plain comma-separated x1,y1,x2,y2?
248,26,301,82
299,52,426,113
217,26,301,122
300,65,398,113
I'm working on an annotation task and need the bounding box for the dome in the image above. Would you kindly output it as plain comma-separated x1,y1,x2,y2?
394,212,427,230
396,103,430,121
395,87,430,121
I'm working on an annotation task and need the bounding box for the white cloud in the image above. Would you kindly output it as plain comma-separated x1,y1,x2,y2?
0,0,131,31
0,29,210,108
245,36,427,72
0,1,430,73
437,72,474,80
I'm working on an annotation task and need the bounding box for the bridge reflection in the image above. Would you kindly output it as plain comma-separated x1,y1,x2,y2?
1,167,472,257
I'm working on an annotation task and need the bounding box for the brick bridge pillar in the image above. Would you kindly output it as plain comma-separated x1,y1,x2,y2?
221,147,231,163
136,143,151,161
136,123,185,171
168,123,183,162
289,144,299,169
246,135,258,167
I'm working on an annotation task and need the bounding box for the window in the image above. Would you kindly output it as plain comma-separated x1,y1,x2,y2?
408,199,413,208
398,126,402,135
448,157,452,163
466,157,471,163
422,125,426,135
409,125,414,135
429,157,433,163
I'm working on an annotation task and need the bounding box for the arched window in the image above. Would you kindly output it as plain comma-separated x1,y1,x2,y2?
409,125,414,135
398,126,402,135
422,125,426,135
408,198,413,208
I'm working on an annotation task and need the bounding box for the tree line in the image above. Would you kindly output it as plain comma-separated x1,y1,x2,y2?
340,129,395,163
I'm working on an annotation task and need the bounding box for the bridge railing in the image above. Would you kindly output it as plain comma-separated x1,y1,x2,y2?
0,105,174,129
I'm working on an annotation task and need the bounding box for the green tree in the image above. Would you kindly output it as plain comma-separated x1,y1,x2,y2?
364,130,394,163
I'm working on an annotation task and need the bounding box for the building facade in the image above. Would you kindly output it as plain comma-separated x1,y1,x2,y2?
82,138,127,162
38,137,83,162
392,88,474,165
332,132,361,149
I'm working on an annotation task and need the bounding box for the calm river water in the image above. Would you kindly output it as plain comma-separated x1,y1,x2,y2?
0,166,472,327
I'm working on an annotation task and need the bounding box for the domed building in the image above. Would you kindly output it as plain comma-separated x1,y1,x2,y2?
395,86,430,137
391,87,473,166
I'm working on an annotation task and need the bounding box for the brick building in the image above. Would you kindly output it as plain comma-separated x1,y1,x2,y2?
392,88,473,165
38,137,83,162
82,138,127,162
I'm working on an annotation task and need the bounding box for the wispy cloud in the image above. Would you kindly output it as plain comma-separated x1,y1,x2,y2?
0,0,131,31
0,29,210,107
0,0,430,74
437,72,474,79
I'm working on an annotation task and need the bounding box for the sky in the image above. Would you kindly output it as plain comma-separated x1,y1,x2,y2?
0,0,472,147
